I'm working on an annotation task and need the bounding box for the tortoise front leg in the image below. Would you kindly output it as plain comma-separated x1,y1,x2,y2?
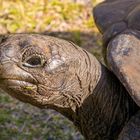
118,110,140,140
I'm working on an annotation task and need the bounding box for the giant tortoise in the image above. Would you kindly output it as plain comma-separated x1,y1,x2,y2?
0,0,140,140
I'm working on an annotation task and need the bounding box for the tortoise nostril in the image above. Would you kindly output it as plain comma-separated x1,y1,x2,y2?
0,35,8,44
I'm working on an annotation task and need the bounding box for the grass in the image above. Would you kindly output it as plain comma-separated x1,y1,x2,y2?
0,0,103,139
0,0,99,33
0,93,83,140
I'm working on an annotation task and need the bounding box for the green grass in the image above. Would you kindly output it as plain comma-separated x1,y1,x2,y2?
0,93,83,140
0,0,97,33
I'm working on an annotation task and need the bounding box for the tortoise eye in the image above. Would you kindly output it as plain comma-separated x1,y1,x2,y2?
23,56,43,68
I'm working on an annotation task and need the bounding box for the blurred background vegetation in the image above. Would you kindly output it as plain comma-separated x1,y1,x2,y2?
0,0,103,139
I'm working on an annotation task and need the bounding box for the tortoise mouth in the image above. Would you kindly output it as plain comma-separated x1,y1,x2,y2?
0,78,37,91
0,79,57,107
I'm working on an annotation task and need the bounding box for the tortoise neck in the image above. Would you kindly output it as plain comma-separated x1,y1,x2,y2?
46,49,138,139
73,65,138,140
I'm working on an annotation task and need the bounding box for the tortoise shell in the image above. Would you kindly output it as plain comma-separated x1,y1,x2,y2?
94,0,140,107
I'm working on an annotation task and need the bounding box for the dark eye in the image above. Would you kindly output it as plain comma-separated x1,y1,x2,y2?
23,56,43,68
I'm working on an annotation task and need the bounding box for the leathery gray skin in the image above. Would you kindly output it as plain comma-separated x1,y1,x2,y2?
0,34,139,140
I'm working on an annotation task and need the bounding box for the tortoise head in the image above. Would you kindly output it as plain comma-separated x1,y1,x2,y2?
0,34,100,111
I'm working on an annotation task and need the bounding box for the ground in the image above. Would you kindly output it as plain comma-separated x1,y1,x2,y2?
0,0,103,139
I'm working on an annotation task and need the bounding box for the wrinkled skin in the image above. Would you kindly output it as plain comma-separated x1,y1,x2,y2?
0,34,100,109
0,34,139,140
